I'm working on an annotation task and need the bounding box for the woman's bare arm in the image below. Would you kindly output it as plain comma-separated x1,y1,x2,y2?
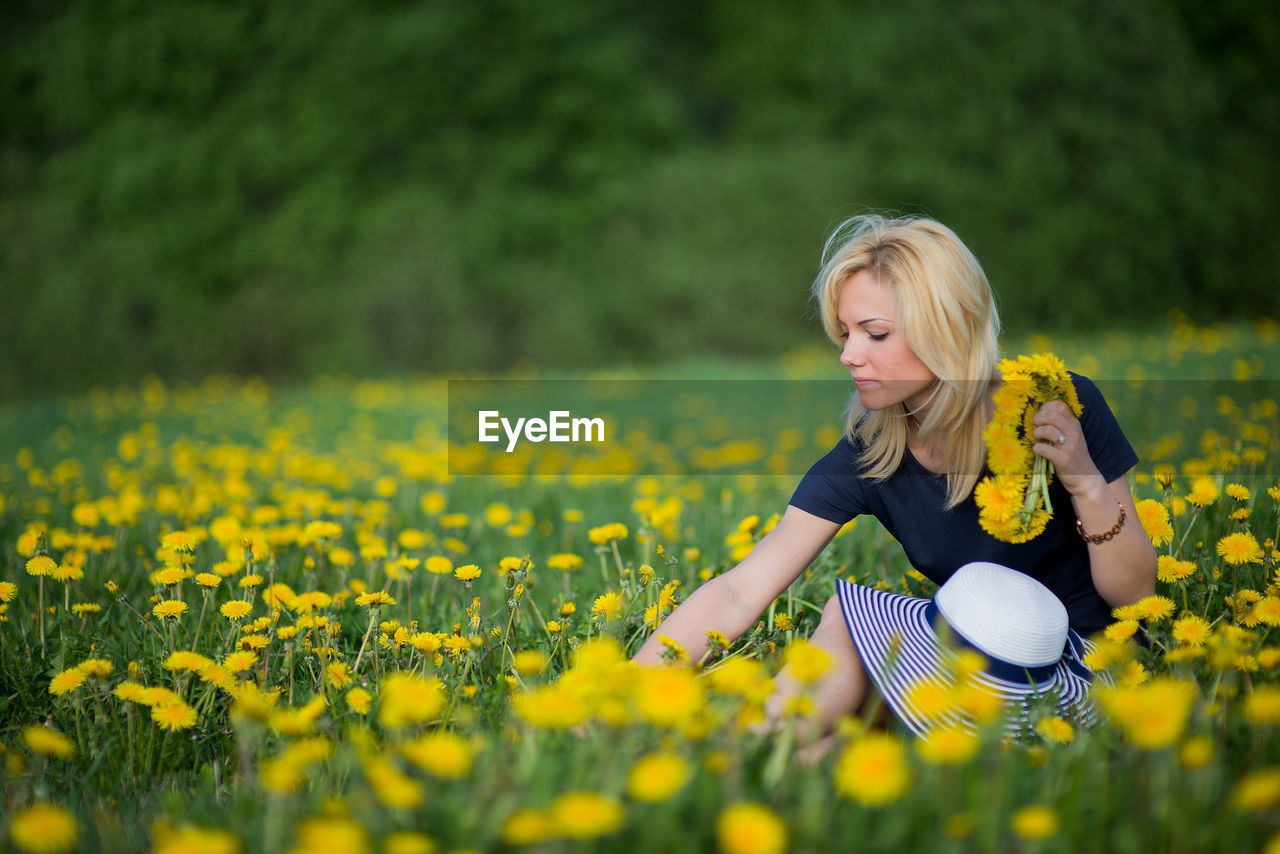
633,506,842,665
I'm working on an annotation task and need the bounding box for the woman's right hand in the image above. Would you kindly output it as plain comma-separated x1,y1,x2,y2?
632,506,842,665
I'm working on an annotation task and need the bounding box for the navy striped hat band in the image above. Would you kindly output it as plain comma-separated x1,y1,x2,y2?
922,599,1092,686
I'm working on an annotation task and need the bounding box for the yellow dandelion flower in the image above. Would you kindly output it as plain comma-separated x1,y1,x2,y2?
591,591,624,621
48,668,86,696
153,600,188,620
1157,555,1197,583
1186,477,1219,507
453,564,482,582
1251,597,1280,627
22,726,76,759
916,726,980,764
400,732,473,778
1172,614,1213,646
161,531,198,553
985,430,1031,476
635,666,704,728
1179,736,1214,769
1105,620,1141,643
9,802,78,854
903,678,956,722
501,810,555,846
1133,595,1176,622
835,733,909,805
587,523,629,545
781,638,832,684
424,556,453,575
627,752,690,802
547,553,584,571
1096,678,1196,749
76,658,112,678
164,651,212,673
292,819,367,854
0,580,17,602
382,831,436,854
113,681,147,702
549,792,623,839
973,476,1024,522
153,826,240,854
512,650,547,676
1010,805,1059,840
512,684,589,729
1036,716,1075,744
1233,768,1280,811
378,674,445,728
26,555,57,577
1217,532,1264,565
1245,687,1280,725
151,701,198,731
716,803,787,854
222,651,258,673
1225,483,1252,501
1134,499,1173,547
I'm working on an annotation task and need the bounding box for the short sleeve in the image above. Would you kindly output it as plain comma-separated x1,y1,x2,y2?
1072,373,1139,482
788,435,870,525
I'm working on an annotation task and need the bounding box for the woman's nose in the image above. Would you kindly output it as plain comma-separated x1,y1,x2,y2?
840,338,863,367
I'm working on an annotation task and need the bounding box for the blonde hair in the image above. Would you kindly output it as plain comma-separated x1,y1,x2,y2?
812,214,1000,508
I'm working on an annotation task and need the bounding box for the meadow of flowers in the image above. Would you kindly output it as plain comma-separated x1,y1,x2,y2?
2,315,1279,854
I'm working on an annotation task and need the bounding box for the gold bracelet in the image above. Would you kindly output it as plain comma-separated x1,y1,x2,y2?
1077,502,1126,544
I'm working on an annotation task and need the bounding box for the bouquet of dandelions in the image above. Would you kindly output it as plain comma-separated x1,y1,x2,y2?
974,353,1082,544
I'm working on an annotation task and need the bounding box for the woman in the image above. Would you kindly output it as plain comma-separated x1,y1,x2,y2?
634,214,1157,739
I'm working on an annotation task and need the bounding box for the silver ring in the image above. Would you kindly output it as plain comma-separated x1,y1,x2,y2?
1057,433,1066,445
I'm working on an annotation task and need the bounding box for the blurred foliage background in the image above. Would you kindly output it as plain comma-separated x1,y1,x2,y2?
2,0,1277,400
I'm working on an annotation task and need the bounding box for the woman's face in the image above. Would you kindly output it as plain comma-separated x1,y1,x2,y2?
836,270,937,414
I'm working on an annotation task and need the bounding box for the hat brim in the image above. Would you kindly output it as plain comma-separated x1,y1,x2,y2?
837,579,1106,739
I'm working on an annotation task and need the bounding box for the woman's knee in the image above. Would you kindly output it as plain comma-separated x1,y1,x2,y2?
820,592,844,625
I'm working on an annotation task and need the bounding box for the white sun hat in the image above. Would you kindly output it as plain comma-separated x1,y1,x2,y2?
837,561,1108,739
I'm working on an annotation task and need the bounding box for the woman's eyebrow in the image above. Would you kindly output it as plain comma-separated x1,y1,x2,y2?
856,317,891,326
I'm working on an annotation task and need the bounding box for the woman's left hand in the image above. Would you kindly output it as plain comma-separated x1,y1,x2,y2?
1031,400,1105,499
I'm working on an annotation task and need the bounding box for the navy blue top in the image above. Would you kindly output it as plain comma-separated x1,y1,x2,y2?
789,374,1137,636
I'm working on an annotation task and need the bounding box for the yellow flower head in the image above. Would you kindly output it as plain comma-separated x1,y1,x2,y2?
151,701,198,732
48,668,86,697
1217,532,1264,565
716,803,787,854
1010,805,1059,840
401,731,474,779
627,752,691,802
453,564,482,582
549,792,623,839
1035,716,1075,744
916,726,980,764
835,733,910,805
1096,677,1197,749
781,638,832,684
22,726,76,759
1157,555,1197,584
26,555,57,577
1172,614,1213,646
1134,499,1173,547
591,591,624,621
9,802,78,854
153,600,188,620
587,523,629,545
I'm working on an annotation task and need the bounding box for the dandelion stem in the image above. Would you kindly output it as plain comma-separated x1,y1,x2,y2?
192,593,210,653
352,609,377,674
